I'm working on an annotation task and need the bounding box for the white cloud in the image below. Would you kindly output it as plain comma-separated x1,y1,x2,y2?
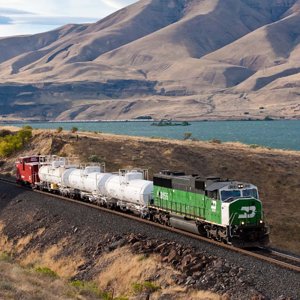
0,0,137,37
101,0,125,10
0,7,32,14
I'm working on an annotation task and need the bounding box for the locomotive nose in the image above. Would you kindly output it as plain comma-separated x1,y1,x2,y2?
229,198,263,226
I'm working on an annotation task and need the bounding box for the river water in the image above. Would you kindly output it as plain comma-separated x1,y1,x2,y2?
5,120,300,151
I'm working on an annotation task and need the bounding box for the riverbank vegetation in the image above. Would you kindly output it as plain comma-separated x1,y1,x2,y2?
0,127,32,158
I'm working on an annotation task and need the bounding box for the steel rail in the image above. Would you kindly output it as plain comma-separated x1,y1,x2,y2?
269,249,300,264
0,176,299,273
254,247,300,267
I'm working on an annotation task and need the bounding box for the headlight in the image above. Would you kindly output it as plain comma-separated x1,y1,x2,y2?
260,220,263,224
241,221,245,225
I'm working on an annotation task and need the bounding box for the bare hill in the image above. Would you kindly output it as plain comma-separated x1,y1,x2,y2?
0,0,299,121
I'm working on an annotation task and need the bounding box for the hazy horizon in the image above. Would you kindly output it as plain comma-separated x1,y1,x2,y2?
0,0,136,37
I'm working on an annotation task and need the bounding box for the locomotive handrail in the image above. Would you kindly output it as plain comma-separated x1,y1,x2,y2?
229,212,237,225
156,198,201,219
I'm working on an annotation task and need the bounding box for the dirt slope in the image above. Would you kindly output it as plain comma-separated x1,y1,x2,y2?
1,129,299,254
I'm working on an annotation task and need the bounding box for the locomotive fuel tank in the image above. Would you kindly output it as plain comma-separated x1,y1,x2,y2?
104,171,153,206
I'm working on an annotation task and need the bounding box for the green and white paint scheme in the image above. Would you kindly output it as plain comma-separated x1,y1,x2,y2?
153,182,263,227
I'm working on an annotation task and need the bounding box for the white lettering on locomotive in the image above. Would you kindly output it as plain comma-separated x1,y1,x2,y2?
211,200,217,212
159,191,169,201
238,206,256,219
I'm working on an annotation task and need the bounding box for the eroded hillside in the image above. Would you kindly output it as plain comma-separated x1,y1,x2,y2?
0,0,300,121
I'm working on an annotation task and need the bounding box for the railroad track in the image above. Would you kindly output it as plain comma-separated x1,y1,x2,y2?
0,176,299,273
251,247,300,269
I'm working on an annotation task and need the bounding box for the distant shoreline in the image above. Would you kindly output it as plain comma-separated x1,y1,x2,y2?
1,117,298,124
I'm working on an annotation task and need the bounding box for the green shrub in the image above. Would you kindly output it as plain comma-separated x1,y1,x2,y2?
88,154,102,163
210,138,222,144
71,127,78,133
35,267,58,278
132,283,143,294
70,280,86,288
132,281,160,294
0,281,14,291
137,254,149,261
70,280,101,297
143,281,160,292
264,116,273,121
18,128,32,145
101,291,114,300
0,128,32,158
183,132,192,140
56,127,63,133
249,144,259,149
0,252,13,262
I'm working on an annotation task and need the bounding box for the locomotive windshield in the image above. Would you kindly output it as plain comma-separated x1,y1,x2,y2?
242,188,258,199
220,190,241,201
220,188,258,201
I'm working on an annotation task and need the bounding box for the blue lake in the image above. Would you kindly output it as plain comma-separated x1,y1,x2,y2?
4,120,300,151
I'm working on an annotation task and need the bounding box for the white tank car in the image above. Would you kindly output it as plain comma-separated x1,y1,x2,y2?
62,166,113,194
105,171,153,206
39,159,75,186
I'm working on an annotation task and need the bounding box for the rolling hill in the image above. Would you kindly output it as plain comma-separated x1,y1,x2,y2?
0,0,299,121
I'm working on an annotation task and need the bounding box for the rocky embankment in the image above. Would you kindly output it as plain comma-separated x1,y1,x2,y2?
0,181,299,300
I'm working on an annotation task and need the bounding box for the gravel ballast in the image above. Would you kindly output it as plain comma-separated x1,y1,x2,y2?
0,181,299,299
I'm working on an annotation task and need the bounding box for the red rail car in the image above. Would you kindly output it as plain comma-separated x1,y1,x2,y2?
15,156,41,185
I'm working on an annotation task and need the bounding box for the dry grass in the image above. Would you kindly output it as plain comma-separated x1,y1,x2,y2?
0,126,20,132
96,246,220,299
96,247,173,296
0,233,220,300
0,256,221,300
0,259,101,300
0,223,83,279
0,221,13,253
20,240,84,279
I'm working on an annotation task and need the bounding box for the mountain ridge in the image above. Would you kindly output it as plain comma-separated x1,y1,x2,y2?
0,0,299,121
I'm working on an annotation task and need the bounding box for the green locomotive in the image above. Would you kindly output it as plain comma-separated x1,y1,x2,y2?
151,171,269,247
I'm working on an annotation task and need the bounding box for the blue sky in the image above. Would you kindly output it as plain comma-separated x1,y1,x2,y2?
0,0,136,37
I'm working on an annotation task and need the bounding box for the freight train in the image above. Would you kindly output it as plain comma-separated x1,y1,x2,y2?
15,155,269,247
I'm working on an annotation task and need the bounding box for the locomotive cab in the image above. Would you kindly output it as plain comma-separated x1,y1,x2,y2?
211,181,269,247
